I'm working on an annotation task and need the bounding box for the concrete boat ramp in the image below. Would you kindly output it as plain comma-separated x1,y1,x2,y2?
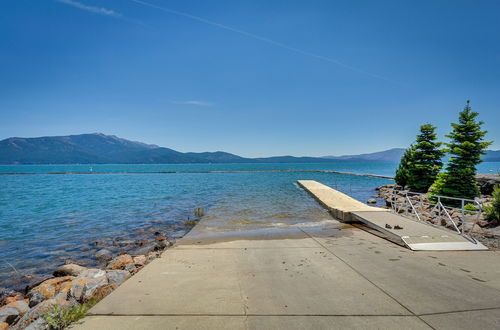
73,180,500,329
297,180,487,251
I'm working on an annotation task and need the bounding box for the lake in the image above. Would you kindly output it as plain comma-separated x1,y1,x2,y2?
1,161,499,290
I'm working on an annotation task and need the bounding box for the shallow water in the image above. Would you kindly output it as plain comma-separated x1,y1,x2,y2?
1,161,498,290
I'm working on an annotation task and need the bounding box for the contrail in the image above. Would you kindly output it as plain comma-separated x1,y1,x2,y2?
129,0,391,81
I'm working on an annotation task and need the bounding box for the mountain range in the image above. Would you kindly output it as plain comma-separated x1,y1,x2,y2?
0,133,499,164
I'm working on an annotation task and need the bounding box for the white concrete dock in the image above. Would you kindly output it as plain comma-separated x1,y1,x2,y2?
297,180,487,251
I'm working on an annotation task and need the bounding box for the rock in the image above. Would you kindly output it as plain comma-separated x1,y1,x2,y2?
94,249,113,262
69,269,108,302
476,173,500,195
53,264,87,277
129,244,156,256
155,235,166,242
367,198,377,204
24,318,50,330
133,255,147,266
106,270,131,287
124,263,137,274
5,301,29,316
11,299,70,330
107,254,134,270
28,277,74,307
0,307,19,325
0,322,8,330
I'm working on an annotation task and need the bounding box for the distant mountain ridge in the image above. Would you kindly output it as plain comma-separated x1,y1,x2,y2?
0,133,498,164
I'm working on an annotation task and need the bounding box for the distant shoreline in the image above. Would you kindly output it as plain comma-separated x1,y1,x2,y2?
0,169,395,179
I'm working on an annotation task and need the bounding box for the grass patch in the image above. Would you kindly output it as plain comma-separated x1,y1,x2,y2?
184,219,198,227
43,298,97,329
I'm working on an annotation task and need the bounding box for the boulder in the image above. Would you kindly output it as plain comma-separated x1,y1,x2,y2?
24,318,50,330
106,270,131,287
133,255,147,266
129,244,156,256
0,307,19,325
69,269,108,302
124,263,137,274
27,277,74,307
476,173,500,195
5,301,29,316
53,264,87,277
107,254,133,270
11,299,70,330
367,198,377,204
94,249,113,262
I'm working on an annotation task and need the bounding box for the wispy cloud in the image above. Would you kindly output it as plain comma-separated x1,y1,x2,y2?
171,100,214,107
55,0,122,17
129,0,392,82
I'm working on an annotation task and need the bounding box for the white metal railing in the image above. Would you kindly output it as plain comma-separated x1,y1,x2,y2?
389,190,483,243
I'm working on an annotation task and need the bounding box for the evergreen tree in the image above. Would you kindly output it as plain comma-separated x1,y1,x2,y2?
429,101,492,200
394,146,415,187
406,124,445,192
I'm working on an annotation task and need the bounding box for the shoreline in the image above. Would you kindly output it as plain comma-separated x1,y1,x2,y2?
0,169,395,179
0,219,201,329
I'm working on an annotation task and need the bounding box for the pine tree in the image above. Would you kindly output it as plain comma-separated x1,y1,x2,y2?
394,146,415,187
429,101,492,200
406,124,445,192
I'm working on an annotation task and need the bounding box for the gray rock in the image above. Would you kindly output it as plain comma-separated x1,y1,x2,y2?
53,264,87,277
367,198,377,204
94,249,113,262
27,290,45,307
129,243,156,256
476,173,500,195
106,270,131,287
24,317,50,330
69,269,108,302
6,300,29,315
124,263,137,274
0,307,19,325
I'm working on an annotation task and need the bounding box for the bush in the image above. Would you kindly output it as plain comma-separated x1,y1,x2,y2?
43,299,96,330
484,184,500,224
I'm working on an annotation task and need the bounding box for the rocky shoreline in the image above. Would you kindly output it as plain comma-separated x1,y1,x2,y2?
0,221,196,330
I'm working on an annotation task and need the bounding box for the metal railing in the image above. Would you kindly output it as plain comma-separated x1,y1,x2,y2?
389,190,483,243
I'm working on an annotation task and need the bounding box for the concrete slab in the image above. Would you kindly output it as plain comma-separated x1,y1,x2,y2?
247,316,432,330
305,227,500,315
234,247,410,315
89,250,245,315
421,308,500,330
72,316,247,330
72,315,432,330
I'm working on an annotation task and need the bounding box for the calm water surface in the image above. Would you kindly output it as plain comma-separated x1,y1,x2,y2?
1,162,499,290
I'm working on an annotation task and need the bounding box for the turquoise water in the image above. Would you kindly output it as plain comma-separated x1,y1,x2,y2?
1,161,499,290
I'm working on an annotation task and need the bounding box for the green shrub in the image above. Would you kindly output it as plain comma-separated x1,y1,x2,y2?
193,206,205,217
43,299,96,330
484,184,500,223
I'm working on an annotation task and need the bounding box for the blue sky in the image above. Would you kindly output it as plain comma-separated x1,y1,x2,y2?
1,0,499,157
